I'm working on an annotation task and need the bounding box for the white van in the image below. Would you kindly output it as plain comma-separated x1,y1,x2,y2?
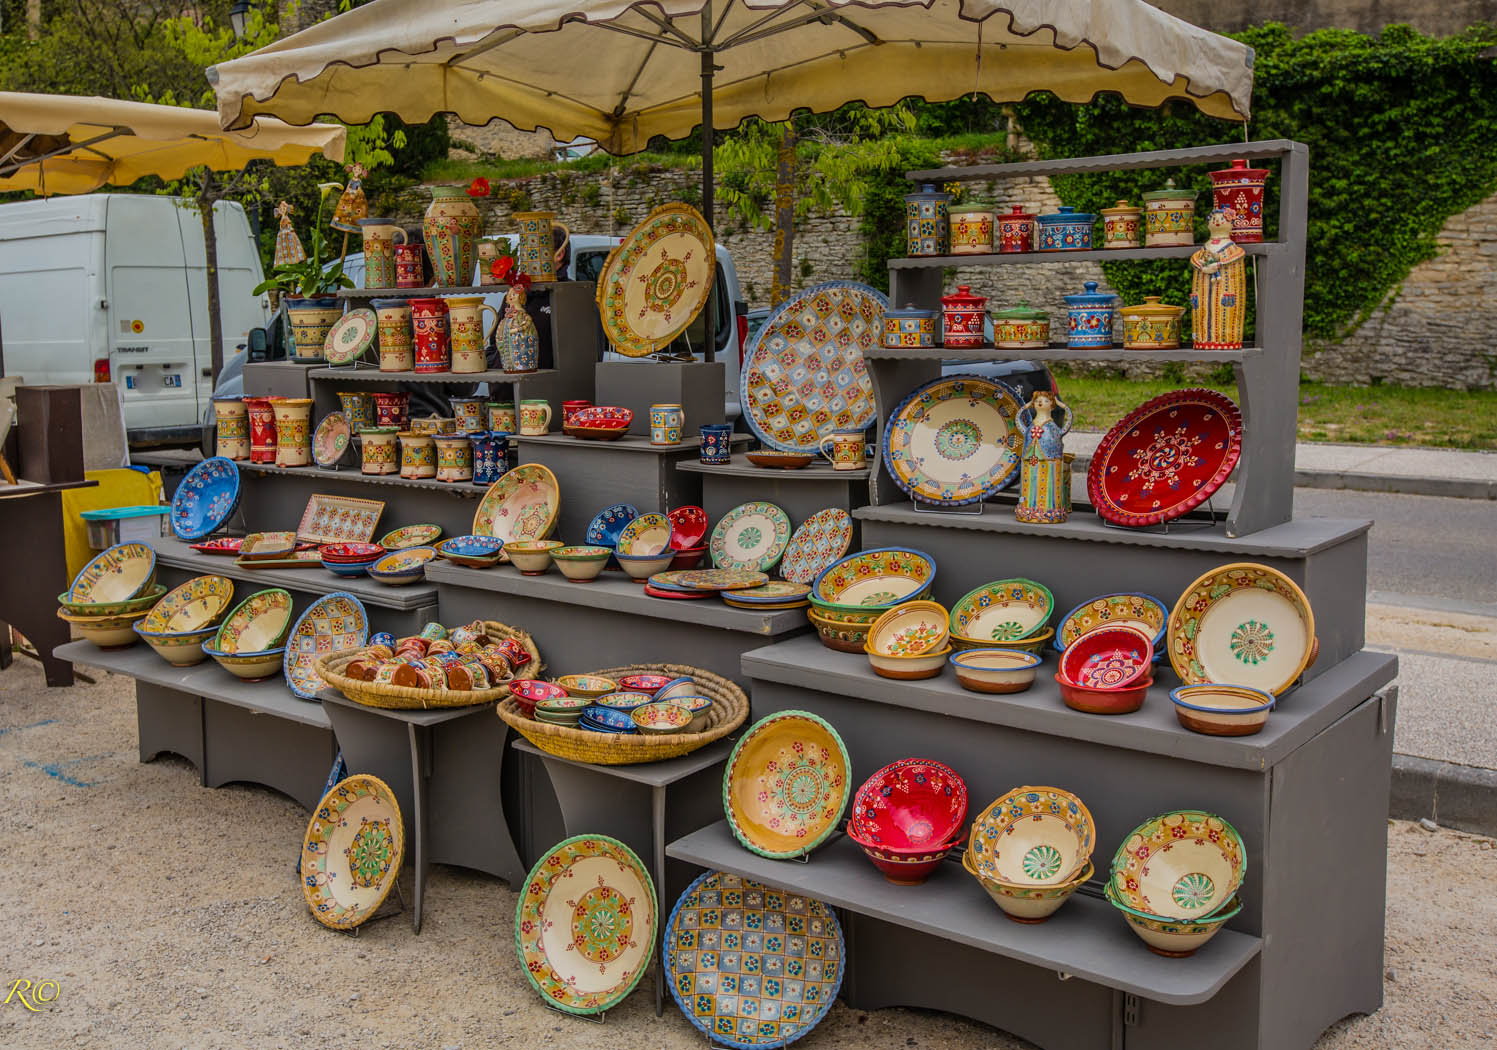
0,194,270,445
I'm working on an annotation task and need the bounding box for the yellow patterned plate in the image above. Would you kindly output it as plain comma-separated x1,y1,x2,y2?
1168,562,1315,696
595,202,715,357
723,710,851,860
473,464,560,544
301,774,404,930
514,834,656,1015
648,568,768,593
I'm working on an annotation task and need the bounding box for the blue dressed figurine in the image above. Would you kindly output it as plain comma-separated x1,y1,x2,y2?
1015,388,1074,524
496,275,539,372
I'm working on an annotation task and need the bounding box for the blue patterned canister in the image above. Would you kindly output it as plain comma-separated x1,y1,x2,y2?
1036,206,1097,252
904,183,952,256
882,304,939,348
1063,281,1119,348
650,403,684,446
699,423,733,465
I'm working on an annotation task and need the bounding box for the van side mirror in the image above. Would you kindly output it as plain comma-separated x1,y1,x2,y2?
247,327,269,361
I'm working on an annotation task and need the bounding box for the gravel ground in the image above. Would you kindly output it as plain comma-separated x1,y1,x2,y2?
1,659,1493,1049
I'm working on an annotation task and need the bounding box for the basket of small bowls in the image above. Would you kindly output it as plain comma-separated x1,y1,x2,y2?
965,786,1096,923
509,678,568,717
948,578,1054,655
808,547,937,654
1053,625,1154,714
1169,684,1275,736
846,758,967,885
550,545,611,583
319,542,385,577
201,588,293,680
1106,810,1247,956
435,534,506,569
862,600,950,680
56,542,163,647
504,539,564,576
948,648,1043,693
367,546,437,585
132,575,236,666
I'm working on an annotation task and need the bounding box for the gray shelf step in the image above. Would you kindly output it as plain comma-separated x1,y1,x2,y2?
742,634,1396,772
908,138,1300,182
666,821,1262,1007
866,346,1262,364
890,242,1281,269
676,457,871,480
513,432,751,455
242,462,486,498
307,366,556,384
54,640,329,729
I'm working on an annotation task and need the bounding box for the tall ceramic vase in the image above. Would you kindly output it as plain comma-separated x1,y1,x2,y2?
423,186,481,288
213,398,249,461
244,396,277,464
272,398,315,468
358,218,407,289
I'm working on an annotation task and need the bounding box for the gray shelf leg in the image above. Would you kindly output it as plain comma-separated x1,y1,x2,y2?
652,785,667,1018
409,722,429,934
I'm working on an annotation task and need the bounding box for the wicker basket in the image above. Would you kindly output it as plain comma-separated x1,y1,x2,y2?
314,620,543,710
497,662,747,765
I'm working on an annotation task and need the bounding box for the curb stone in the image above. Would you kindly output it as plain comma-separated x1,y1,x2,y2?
1388,753,1497,837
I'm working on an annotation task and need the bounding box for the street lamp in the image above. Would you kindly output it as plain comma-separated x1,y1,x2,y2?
230,0,252,40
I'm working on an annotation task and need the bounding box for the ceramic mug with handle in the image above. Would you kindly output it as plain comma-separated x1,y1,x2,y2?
819,429,866,470
519,399,553,436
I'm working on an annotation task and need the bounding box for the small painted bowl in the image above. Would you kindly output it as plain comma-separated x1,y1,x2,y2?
812,547,937,611
670,694,714,732
578,705,638,733
966,850,1093,923
1054,592,1168,659
848,757,968,852
631,701,693,735
380,524,443,550
58,583,167,618
949,648,1042,694
807,599,886,627
616,512,672,556
68,542,157,604
745,450,812,469
1109,810,1246,921
509,678,568,716
807,610,872,654
133,623,218,666
551,545,611,583
616,674,671,694
1058,626,1153,690
951,626,1054,656
323,558,376,578
201,642,286,681
318,542,386,563
615,550,678,582
504,538,564,576
437,534,506,568
1105,883,1243,957
849,830,961,885
368,546,437,585
1055,672,1152,715
138,576,234,634
56,607,151,648
967,786,1094,888
239,531,297,560
654,676,697,702
212,588,293,653
669,546,708,571
593,691,655,712
865,600,949,658
864,643,952,681
554,674,619,700
1169,684,1275,736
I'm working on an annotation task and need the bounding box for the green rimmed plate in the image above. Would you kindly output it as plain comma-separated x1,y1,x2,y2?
709,501,791,572
723,710,850,860
949,578,1054,643
301,774,404,930
323,308,377,366
379,523,443,550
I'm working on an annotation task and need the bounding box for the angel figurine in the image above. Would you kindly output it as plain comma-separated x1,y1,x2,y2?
1015,388,1075,524
496,275,538,373
1190,206,1247,349
273,201,306,267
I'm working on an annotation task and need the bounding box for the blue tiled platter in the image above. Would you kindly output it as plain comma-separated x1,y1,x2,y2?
170,457,241,540
282,591,369,700
664,870,844,1048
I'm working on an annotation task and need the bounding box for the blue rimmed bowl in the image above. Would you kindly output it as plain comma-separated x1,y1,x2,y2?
368,546,437,585
436,534,506,568
170,457,241,540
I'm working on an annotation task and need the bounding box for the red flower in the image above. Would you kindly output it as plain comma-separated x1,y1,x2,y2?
467,177,491,198
490,256,516,282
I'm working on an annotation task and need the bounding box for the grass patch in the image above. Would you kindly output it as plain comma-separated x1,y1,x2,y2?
422,152,699,183
1054,373,1497,450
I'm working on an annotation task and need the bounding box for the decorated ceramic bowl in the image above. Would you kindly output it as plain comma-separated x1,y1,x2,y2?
58,582,167,618
807,609,872,653
201,642,287,681
1109,810,1247,921
806,598,885,627
283,592,369,699
849,831,962,885
579,705,638,733
56,607,150,648
368,546,437,585
133,623,217,665
632,701,693,735
436,534,506,568
812,548,936,611
551,545,610,583
1055,592,1168,659
951,626,1054,655
239,531,297,560
616,673,671,695
1106,882,1243,957
379,523,443,550
1169,683,1275,736
615,550,677,582
1169,562,1316,697
948,648,1043,693
554,674,619,700
849,758,968,852
966,850,1093,923
967,786,1095,888
569,405,633,430
864,643,953,680
668,546,707,571
504,538,564,575
667,506,709,550
212,588,293,654
169,456,240,540
616,512,671,556
509,678,568,716
135,574,234,633
1055,672,1153,715
654,676,697,702
724,710,851,859
318,542,386,563
68,542,157,605
865,600,949,657
671,694,714,732
593,691,655,712
1058,625,1153,690
949,578,1053,645
745,450,812,469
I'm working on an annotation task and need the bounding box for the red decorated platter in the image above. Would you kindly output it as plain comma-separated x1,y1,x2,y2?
1087,388,1242,527
191,537,243,555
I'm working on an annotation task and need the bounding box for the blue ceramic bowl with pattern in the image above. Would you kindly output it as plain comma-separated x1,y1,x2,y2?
368,546,437,585
436,534,506,568
170,456,241,540
579,705,638,733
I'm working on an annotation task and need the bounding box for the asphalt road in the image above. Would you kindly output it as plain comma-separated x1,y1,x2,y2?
1294,488,1497,612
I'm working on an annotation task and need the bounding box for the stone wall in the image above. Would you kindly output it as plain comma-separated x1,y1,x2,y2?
1152,0,1497,36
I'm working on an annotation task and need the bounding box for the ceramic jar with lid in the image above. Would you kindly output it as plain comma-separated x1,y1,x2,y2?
991,302,1050,348
1209,159,1270,243
1143,179,1196,246
940,286,987,348
359,427,399,475
904,183,951,256
398,431,437,480
1101,200,1143,249
1036,206,1096,252
883,304,940,348
1120,297,1186,349
948,202,995,255
1063,281,1119,348
433,434,474,483
997,206,1036,253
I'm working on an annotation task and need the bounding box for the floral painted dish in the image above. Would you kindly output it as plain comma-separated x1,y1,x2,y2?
1058,625,1152,689
720,581,811,607
1109,810,1247,921
949,578,1054,644
778,508,854,585
593,691,655,711
586,503,639,549
617,512,671,556
239,531,297,560
212,588,293,654
655,676,697,701
570,406,634,430
311,411,353,467
170,456,240,540
189,537,243,556
598,202,715,357
555,674,618,699
616,673,671,694
745,450,812,469
1056,592,1168,655
723,710,850,860
632,701,692,734
472,464,560,545
137,575,234,634
515,834,656,1014
379,523,442,550
848,758,967,851
301,774,404,930
812,548,936,610
318,542,386,563
570,423,630,441
436,534,506,568
968,786,1095,887
68,542,157,604
297,493,384,545
709,501,791,572
322,307,377,366
865,600,950,657
1168,562,1315,696
667,505,708,550
883,375,1023,505
283,592,369,700
579,705,639,732
368,546,437,584
664,870,844,1048
648,568,769,593
58,582,166,619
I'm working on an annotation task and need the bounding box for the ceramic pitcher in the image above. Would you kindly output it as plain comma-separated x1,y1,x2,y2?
357,218,407,289
444,296,499,374
423,185,481,287
272,398,314,468
819,429,865,471
337,391,374,432
433,435,474,483
398,431,437,479
409,297,451,373
213,398,249,461
359,427,399,475
372,298,414,372
486,401,517,434
519,399,552,436
512,211,570,282
244,396,277,464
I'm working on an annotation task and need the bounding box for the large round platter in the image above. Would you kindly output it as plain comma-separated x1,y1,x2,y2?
170,456,241,540
473,464,560,544
709,501,791,572
283,592,369,700
883,375,1022,505
595,202,715,358
740,280,886,453
514,834,656,1015
323,307,377,366
665,870,844,1048
1088,388,1243,527
778,508,853,585
723,710,850,859
586,504,639,548
311,411,352,467
301,774,404,930
650,568,768,593
1168,562,1315,696
950,578,1054,643
1056,592,1168,653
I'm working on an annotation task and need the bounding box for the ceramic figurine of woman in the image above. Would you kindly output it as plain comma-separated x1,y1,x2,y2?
273,201,305,267
330,162,368,234
496,277,539,372
1015,389,1075,524
1190,206,1246,349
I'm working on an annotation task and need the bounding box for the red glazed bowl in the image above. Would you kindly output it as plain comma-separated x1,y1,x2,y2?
318,542,386,563
1057,625,1152,690
616,673,671,695
571,406,634,429
667,506,709,550
847,829,961,885
1055,672,1153,715
669,546,708,571
848,758,968,852
509,678,568,716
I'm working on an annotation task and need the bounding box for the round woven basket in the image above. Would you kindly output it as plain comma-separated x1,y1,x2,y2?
314,621,542,710
497,662,747,765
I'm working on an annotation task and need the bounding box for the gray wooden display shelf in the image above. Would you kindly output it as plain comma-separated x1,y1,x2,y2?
337,283,524,298
242,462,487,497
55,640,335,810
234,464,486,541
883,139,1308,539
667,823,1260,1006
306,366,557,384
675,457,871,533
866,346,1262,363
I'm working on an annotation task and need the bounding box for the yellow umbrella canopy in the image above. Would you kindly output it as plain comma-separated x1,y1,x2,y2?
0,91,346,194
210,0,1254,147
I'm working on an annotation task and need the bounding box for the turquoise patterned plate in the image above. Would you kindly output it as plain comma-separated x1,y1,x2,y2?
882,375,1023,505
709,502,791,572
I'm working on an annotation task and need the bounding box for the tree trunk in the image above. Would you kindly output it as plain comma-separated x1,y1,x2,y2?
26,0,40,42
199,172,226,389
770,125,797,308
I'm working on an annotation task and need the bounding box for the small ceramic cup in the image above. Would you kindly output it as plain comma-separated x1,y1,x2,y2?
394,242,425,288
651,403,684,446
519,399,552,436
699,423,733,464
819,429,865,471
561,400,593,429
486,401,516,434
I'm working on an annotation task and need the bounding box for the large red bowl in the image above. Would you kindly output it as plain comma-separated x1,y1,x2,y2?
668,506,709,550
571,406,634,429
509,678,567,716
849,758,967,851
1058,625,1152,690
848,829,961,885
1055,672,1153,715
318,542,386,563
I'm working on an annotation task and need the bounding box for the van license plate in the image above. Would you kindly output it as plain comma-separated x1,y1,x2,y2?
163,374,181,388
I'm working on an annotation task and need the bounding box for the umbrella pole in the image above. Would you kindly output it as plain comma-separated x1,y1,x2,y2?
700,12,716,364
